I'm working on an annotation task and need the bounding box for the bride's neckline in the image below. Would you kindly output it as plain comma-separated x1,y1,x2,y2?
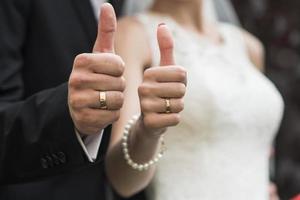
144,11,227,48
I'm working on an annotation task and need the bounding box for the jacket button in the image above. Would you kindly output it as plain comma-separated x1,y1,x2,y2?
57,152,66,164
40,158,48,169
51,153,60,165
45,155,54,168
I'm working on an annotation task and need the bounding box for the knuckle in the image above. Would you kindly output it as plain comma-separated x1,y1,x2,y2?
118,76,126,91
74,53,90,67
69,95,82,109
143,68,155,80
105,54,125,76
175,65,186,73
177,83,186,97
175,66,187,82
138,84,151,96
115,55,125,74
114,92,124,108
69,73,86,88
172,114,181,126
140,99,152,112
114,63,125,77
177,99,185,112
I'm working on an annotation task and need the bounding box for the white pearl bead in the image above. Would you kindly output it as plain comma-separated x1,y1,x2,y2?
127,160,133,165
125,124,131,130
138,165,143,171
124,130,129,135
122,142,127,148
122,114,165,171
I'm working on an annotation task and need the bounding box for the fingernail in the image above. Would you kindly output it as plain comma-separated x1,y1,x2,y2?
158,23,166,27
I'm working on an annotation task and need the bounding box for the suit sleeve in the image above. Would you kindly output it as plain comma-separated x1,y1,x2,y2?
0,0,88,184
275,107,300,198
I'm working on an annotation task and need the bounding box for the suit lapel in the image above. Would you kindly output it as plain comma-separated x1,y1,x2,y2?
71,0,97,44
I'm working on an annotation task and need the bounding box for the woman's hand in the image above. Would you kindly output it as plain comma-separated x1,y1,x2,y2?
138,24,187,137
105,21,187,197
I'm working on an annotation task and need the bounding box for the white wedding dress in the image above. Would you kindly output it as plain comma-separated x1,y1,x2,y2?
136,14,284,200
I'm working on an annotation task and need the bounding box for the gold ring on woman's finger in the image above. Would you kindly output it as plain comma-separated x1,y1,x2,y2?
165,98,171,114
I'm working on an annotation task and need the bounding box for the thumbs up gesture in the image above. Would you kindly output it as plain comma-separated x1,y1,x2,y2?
68,4,125,135
138,24,187,135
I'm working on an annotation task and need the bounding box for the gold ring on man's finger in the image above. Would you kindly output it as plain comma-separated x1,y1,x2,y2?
99,91,108,110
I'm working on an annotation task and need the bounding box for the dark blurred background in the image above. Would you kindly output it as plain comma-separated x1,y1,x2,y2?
231,0,300,199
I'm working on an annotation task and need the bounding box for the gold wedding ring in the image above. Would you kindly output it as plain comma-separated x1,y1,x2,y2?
99,91,108,110
165,98,171,114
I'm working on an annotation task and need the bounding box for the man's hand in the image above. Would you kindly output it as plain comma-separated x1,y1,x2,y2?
138,24,187,136
68,3,125,135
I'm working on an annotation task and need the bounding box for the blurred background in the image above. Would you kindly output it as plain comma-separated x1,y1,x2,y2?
231,0,300,199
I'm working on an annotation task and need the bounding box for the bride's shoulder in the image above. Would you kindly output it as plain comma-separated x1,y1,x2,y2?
115,16,152,65
240,28,265,71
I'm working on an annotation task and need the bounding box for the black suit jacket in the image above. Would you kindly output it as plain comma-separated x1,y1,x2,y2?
0,0,124,199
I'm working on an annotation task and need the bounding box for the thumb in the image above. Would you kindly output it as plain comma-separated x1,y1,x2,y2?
157,23,175,66
93,3,117,53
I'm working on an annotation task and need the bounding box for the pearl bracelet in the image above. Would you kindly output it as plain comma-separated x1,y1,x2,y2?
122,114,166,171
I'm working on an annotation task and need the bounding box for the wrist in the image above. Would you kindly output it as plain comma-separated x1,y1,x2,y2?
73,120,105,136
122,114,166,171
135,116,166,141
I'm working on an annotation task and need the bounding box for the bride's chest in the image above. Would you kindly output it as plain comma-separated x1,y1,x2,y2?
176,51,284,135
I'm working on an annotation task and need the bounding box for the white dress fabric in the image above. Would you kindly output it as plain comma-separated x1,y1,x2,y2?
136,14,284,200
124,0,217,22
